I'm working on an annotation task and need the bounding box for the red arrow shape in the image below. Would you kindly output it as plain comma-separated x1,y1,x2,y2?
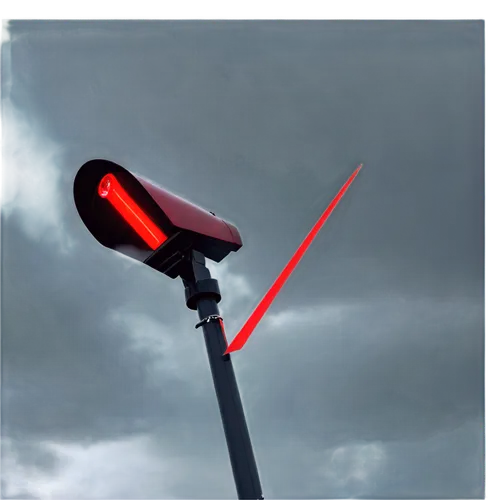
224,164,363,355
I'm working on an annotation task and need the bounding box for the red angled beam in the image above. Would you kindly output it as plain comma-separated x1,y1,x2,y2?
224,164,363,354
98,173,168,250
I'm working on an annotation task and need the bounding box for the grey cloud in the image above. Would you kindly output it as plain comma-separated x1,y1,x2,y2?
242,298,482,442
0,479,40,500
4,21,483,301
245,424,480,500
1,438,63,499
0,223,188,439
1,438,61,480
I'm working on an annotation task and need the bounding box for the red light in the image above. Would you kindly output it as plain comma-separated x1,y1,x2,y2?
98,173,168,250
224,164,363,354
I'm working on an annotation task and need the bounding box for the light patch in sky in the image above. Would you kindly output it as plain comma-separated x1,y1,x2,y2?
26,437,186,500
1,36,65,233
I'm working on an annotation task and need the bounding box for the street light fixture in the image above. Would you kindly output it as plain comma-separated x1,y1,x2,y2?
74,158,262,499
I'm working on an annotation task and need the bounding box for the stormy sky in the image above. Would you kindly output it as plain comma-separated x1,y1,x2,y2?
1,21,484,499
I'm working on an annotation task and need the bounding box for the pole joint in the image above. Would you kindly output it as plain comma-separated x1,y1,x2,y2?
195,314,223,329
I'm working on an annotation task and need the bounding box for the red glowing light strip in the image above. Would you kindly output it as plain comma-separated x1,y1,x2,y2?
219,318,228,347
224,164,363,354
98,173,168,250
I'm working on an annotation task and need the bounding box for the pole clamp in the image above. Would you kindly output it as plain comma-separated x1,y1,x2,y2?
195,314,223,329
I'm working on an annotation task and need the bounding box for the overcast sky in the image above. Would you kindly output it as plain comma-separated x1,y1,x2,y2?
1,20,484,499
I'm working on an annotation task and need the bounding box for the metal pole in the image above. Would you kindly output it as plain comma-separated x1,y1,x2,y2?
182,251,263,500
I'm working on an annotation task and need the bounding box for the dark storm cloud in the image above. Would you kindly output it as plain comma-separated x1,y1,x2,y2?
250,421,483,499
2,20,483,498
235,296,483,497
1,218,246,497
5,21,483,302
0,223,189,440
